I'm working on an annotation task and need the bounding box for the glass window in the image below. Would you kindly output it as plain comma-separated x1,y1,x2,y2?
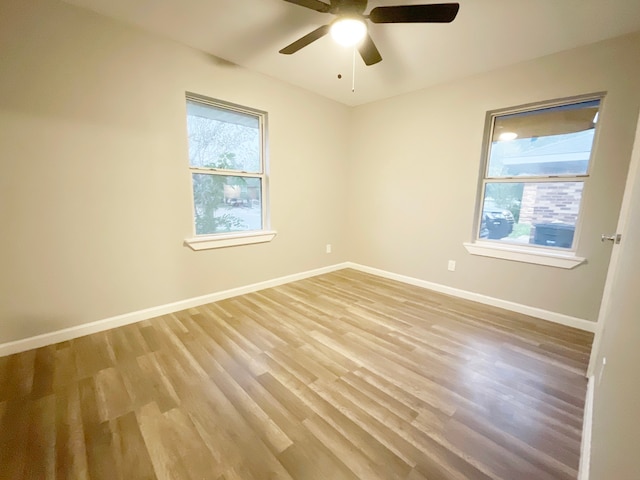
476,97,602,250
186,95,268,236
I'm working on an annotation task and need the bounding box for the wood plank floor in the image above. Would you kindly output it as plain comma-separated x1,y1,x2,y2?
0,269,594,480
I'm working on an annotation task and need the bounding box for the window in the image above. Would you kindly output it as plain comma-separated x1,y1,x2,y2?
184,94,275,250
466,95,603,267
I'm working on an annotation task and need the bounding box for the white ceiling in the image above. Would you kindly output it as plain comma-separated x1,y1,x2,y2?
62,0,640,106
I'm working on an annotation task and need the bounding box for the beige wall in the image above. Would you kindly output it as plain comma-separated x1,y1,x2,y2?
2,0,639,345
347,32,640,322
0,0,350,343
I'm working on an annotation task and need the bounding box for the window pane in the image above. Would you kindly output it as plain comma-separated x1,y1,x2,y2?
480,181,583,249
192,174,262,235
488,99,600,177
187,100,261,173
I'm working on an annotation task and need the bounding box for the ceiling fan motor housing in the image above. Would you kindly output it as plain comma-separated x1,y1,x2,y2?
330,0,368,15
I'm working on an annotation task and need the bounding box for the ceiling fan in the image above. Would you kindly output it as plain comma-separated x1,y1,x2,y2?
279,0,460,66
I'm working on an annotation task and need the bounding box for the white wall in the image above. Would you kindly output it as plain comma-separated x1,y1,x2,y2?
347,32,640,322
0,0,350,343
589,114,640,479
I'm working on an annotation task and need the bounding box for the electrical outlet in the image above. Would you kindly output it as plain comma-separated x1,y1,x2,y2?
326,244,332,254
447,260,456,271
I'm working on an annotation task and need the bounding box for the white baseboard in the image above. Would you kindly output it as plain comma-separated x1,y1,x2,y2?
1,260,595,357
0,262,350,357
345,262,596,333
578,376,595,480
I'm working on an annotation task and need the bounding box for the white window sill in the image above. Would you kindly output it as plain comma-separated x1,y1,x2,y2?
185,230,277,251
463,241,585,269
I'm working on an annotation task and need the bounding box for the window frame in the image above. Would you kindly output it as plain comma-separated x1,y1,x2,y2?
183,93,276,251
465,93,605,268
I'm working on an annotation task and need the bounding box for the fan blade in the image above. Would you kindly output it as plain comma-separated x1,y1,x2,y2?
279,25,331,54
369,3,460,23
282,0,331,13
358,33,382,66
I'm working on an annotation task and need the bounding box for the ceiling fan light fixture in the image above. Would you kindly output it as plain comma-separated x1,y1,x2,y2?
330,18,367,47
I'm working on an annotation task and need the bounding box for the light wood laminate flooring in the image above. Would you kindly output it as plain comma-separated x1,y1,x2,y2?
0,269,594,479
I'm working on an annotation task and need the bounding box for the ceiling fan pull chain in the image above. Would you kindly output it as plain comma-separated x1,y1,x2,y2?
352,47,356,93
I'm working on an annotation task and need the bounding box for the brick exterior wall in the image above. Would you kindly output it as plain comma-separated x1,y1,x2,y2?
518,182,583,225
